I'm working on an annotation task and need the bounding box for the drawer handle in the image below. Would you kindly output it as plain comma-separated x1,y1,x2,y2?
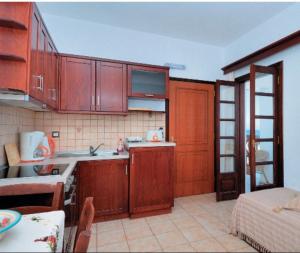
145,94,154,97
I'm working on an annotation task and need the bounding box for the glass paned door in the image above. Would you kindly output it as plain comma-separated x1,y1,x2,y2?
249,65,278,191
216,80,239,201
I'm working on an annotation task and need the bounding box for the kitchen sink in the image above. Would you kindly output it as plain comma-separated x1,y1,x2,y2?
55,150,119,158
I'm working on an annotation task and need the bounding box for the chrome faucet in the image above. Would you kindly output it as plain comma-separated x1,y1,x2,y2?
89,143,105,156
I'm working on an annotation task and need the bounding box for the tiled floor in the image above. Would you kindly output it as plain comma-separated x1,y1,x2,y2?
87,193,257,252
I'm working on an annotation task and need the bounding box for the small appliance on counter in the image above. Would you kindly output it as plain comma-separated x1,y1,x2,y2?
146,128,164,142
20,131,54,162
126,136,144,143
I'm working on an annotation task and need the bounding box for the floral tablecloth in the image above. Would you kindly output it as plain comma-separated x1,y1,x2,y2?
0,210,65,252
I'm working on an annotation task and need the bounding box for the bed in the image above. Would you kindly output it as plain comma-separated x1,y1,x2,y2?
230,187,300,252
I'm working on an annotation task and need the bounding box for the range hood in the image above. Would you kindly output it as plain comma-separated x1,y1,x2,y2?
128,97,166,112
0,90,49,111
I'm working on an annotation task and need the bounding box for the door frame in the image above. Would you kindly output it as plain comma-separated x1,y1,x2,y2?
235,61,284,193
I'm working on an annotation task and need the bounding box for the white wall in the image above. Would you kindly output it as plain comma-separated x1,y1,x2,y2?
225,3,300,64
43,14,224,81
223,3,300,191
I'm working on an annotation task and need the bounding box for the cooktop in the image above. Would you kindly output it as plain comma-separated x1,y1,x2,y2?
0,164,69,179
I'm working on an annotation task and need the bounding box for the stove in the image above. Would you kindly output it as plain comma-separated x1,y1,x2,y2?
0,164,69,179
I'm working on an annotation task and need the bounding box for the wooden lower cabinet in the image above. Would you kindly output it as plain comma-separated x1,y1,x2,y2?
129,147,174,217
78,159,129,221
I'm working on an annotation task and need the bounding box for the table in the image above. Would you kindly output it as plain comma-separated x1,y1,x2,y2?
0,211,65,252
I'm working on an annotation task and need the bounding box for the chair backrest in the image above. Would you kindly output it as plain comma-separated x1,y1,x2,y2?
0,182,64,214
74,197,95,253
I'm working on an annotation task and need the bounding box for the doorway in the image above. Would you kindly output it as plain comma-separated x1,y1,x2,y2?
240,63,284,193
216,63,284,200
169,79,215,197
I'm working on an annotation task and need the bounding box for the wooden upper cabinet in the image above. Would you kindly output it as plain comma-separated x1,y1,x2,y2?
127,65,169,99
129,147,174,217
60,56,95,112
0,3,58,108
96,61,127,113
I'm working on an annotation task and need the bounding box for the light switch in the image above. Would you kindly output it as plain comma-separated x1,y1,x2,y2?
52,131,60,138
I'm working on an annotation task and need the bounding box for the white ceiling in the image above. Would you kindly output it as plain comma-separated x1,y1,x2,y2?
37,2,293,47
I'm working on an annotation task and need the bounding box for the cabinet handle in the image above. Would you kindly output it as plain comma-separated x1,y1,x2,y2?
91,96,95,105
34,75,43,91
131,154,134,165
125,165,128,175
97,95,100,106
41,76,44,91
144,94,154,97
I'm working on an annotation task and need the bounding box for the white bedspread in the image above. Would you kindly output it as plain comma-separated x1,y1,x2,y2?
231,188,300,252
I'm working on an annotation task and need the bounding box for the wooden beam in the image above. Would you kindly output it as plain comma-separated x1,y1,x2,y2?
222,30,300,74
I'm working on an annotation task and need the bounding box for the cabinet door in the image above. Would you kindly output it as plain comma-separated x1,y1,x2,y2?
45,39,58,108
96,61,127,112
130,147,174,214
60,57,95,111
29,6,41,98
78,161,96,214
128,65,169,99
93,160,128,216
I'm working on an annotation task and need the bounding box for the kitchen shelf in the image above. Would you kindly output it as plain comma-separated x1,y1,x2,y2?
0,53,26,62
0,18,27,30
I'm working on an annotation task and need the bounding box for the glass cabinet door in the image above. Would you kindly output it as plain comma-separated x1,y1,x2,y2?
128,65,169,98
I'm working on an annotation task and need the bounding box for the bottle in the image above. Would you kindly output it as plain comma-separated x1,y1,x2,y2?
117,138,124,153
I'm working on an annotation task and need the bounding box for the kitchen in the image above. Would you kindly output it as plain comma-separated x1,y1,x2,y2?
1,1,299,253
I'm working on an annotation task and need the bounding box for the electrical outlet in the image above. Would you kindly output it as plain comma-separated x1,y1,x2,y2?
52,131,60,138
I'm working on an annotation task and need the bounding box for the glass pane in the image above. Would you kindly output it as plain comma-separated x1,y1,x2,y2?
255,142,273,162
132,70,166,95
256,164,274,186
255,119,273,138
255,96,273,116
220,121,235,136
220,103,235,119
220,157,234,173
220,85,235,101
220,139,235,155
255,72,273,93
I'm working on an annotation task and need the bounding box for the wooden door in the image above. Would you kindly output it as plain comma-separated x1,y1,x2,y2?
60,57,95,112
169,80,214,197
93,160,128,217
96,61,127,112
215,80,240,201
129,147,174,215
249,65,279,191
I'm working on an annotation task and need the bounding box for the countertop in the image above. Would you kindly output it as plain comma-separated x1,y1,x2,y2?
0,150,129,186
125,141,176,148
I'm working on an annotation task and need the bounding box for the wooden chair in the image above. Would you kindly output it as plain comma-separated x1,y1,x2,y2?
74,197,95,253
0,182,64,214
